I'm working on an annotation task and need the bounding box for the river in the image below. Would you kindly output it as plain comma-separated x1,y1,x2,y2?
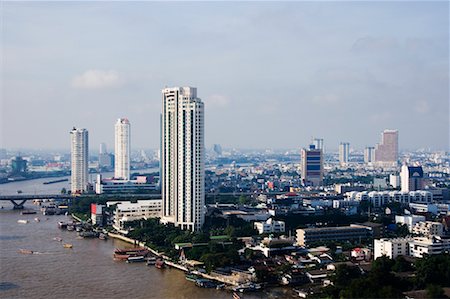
0,168,159,196
0,204,294,299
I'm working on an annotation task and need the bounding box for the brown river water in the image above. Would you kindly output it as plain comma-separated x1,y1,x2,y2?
0,203,292,299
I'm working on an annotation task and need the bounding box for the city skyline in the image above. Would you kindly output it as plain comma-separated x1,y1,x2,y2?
1,2,448,151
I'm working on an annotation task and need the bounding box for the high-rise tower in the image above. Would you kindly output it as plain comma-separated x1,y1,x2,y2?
161,87,205,231
339,142,350,165
114,118,130,180
301,144,323,186
70,127,89,194
375,129,398,166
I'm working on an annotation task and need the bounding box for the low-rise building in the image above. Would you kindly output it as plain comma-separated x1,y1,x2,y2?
254,218,285,234
374,236,450,259
412,221,444,237
296,226,371,247
109,199,162,233
374,237,413,259
95,174,157,194
409,236,450,258
91,203,105,226
395,215,426,232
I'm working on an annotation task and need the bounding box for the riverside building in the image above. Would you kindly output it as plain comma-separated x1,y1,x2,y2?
70,127,89,194
161,87,205,231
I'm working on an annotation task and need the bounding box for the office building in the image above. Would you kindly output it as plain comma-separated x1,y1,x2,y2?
98,143,113,169
161,87,205,231
400,164,424,192
70,127,89,194
114,118,131,180
364,146,375,164
313,138,324,151
339,142,350,165
296,226,371,246
374,129,398,166
301,145,323,186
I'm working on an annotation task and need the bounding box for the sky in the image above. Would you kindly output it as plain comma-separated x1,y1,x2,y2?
1,1,449,151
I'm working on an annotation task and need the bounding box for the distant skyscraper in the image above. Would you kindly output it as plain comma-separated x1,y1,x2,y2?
99,143,112,169
70,127,89,194
99,143,107,155
313,138,324,151
400,164,424,192
364,146,375,164
375,129,399,166
301,144,323,186
114,118,131,180
161,87,205,231
339,142,350,165
213,144,223,156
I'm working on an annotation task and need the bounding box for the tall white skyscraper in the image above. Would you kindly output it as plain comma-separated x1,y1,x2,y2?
339,142,350,165
114,118,131,180
161,87,205,231
70,127,89,194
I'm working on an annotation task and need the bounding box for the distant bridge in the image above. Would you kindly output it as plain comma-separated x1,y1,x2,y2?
0,194,162,209
0,191,287,209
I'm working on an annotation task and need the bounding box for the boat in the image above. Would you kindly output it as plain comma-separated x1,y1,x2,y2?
58,222,67,229
99,233,107,240
21,210,37,215
43,178,68,185
67,225,74,231
18,249,33,254
146,257,157,266
63,244,73,249
232,283,262,293
185,273,199,282
114,248,149,260
155,259,165,269
78,231,98,238
34,217,40,222
195,279,219,289
17,220,28,224
126,256,145,263
53,237,63,242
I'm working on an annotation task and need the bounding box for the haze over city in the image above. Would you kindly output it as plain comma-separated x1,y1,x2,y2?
1,1,448,150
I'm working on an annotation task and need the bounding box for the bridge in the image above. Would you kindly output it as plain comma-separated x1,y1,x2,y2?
0,194,162,209
0,191,286,209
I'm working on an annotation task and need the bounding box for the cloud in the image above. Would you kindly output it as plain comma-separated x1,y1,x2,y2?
71,70,121,89
351,36,399,53
206,94,230,107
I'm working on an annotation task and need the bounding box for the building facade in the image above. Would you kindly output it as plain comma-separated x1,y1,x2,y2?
70,127,89,194
114,118,131,180
374,129,398,166
301,145,323,186
161,87,205,231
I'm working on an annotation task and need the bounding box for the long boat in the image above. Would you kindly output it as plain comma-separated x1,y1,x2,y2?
43,178,69,185
126,256,145,263
113,248,149,260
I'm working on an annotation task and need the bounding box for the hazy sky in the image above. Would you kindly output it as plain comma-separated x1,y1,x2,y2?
1,1,448,151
